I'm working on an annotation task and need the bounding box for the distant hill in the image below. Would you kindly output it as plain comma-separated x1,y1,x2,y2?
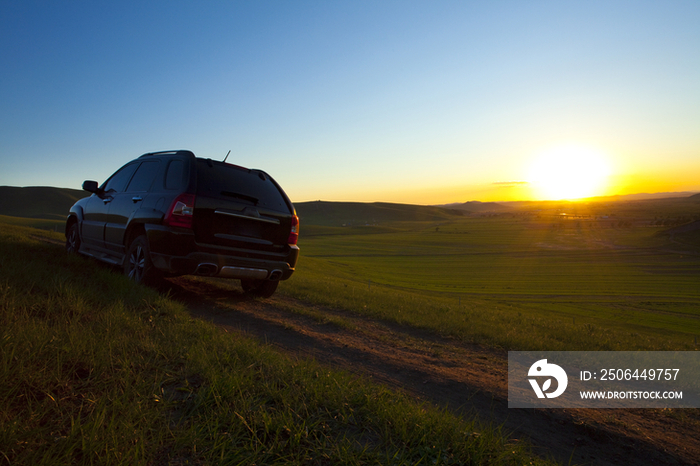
295,201,464,226
438,201,513,213
602,192,699,201
0,186,86,220
441,192,700,211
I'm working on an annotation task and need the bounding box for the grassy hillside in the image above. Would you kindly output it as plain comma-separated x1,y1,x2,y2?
0,214,66,232
295,201,464,227
3,187,699,462
0,186,86,220
0,222,548,465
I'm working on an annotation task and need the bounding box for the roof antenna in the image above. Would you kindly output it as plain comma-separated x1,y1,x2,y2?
223,150,231,163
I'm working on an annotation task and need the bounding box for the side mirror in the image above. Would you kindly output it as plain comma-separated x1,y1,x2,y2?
82,180,99,193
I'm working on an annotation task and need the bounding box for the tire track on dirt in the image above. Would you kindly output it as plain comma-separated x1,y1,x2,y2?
163,277,700,466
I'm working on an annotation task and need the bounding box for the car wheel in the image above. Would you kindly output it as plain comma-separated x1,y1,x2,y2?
125,235,160,285
66,223,81,254
241,279,279,298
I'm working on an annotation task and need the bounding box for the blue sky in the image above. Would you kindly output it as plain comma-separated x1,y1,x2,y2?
2,1,699,203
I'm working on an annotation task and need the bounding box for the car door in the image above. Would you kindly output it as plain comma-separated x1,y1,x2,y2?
81,162,139,251
104,159,162,256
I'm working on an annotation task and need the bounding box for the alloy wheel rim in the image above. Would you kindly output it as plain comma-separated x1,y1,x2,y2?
67,230,78,252
128,244,145,281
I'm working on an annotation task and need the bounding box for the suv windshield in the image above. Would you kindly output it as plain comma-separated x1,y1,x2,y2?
196,159,289,212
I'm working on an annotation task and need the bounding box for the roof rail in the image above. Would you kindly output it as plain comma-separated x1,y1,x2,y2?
138,150,195,159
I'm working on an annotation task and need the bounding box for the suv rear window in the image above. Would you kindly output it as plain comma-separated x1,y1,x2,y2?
195,159,290,212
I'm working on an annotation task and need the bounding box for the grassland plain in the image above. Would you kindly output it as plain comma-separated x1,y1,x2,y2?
0,222,549,465
283,211,700,351
3,192,700,464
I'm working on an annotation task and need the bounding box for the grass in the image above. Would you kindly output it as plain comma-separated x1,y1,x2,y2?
278,216,700,351
0,213,65,232
0,222,550,465
300,218,698,297
4,195,698,463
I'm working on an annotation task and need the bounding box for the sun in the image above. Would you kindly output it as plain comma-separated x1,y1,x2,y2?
527,145,612,200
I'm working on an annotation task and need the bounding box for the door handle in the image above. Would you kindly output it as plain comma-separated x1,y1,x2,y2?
131,196,143,203
103,198,113,204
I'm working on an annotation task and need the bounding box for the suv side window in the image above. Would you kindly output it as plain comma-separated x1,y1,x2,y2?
103,162,138,193
164,159,186,190
126,161,161,192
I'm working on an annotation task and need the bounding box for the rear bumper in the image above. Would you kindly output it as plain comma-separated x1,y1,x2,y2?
146,226,298,280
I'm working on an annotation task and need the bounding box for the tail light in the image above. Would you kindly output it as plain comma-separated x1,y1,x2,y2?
288,215,299,245
164,193,196,229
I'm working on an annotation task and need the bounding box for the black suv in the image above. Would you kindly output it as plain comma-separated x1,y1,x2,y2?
65,150,299,297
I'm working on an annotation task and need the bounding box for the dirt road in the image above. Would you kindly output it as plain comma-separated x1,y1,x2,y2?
164,277,699,466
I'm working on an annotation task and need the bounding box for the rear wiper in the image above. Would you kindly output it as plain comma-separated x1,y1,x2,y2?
221,191,258,205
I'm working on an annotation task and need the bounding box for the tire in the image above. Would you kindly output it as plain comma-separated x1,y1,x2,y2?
124,235,161,285
241,279,279,298
66,222,81,254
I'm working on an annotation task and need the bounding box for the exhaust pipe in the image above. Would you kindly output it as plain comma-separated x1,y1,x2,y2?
195,263,218,276
269,269,283,280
